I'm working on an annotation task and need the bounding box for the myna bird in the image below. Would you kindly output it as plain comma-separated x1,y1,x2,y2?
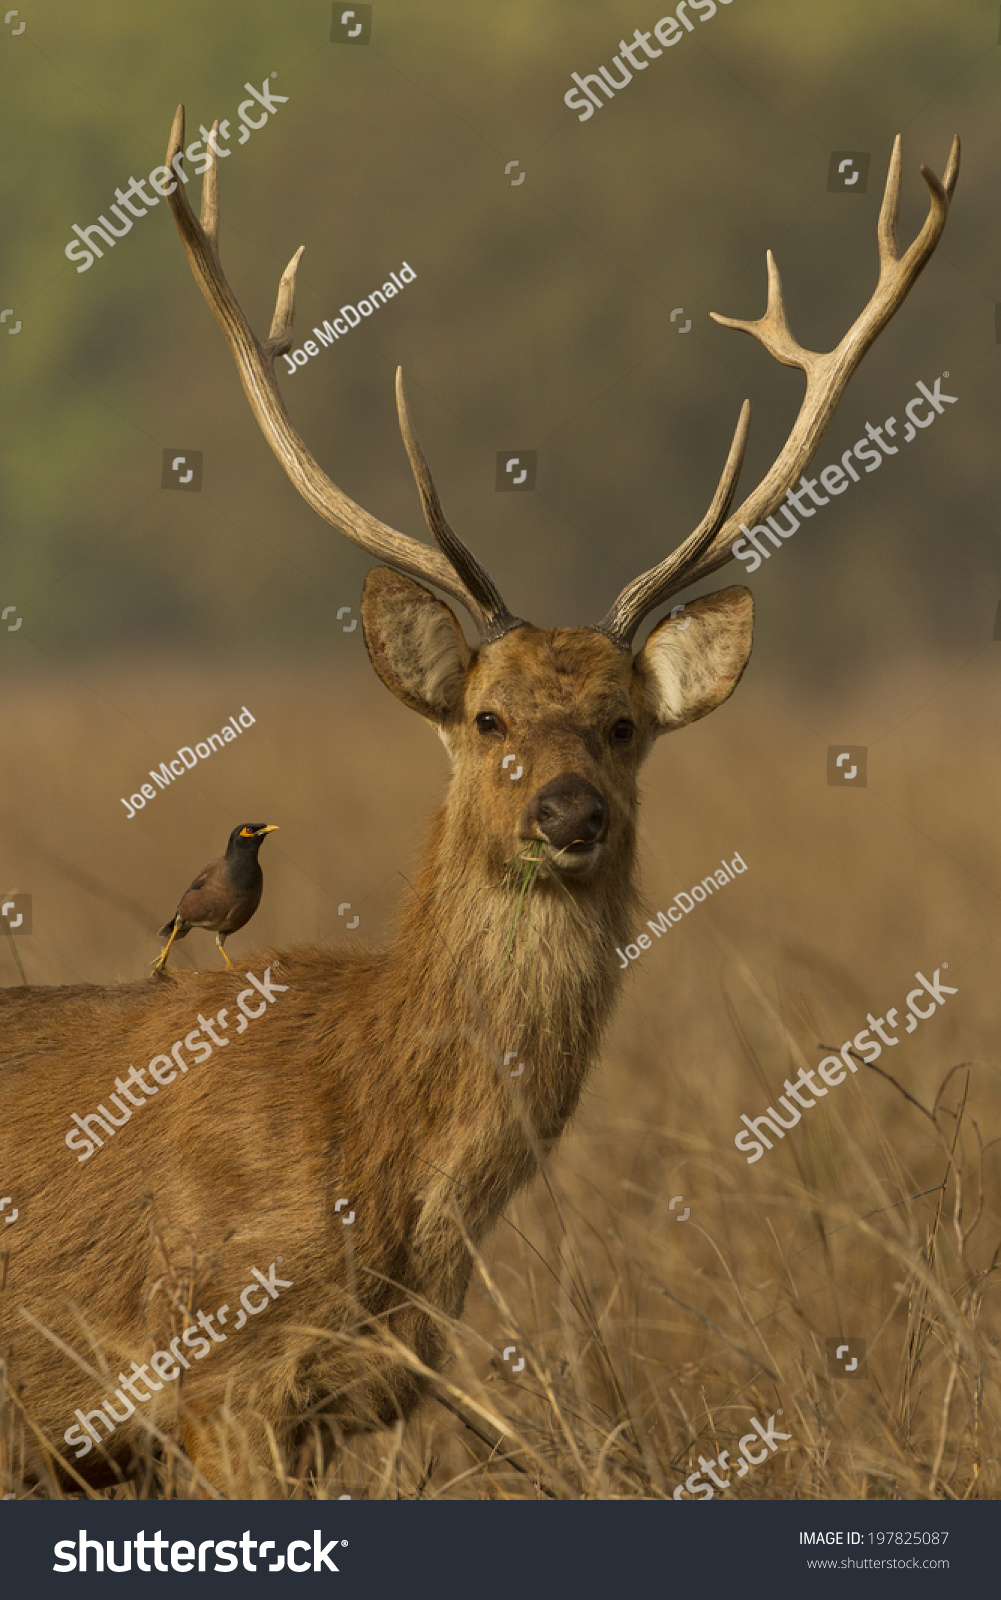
151,823,278,974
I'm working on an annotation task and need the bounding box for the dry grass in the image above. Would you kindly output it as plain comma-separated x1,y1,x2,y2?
1,646,999,1499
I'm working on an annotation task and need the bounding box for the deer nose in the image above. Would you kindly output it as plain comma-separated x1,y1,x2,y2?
530,776,608,850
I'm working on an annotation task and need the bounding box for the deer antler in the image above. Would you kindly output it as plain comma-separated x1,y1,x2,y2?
164,105,519,640
597,135,960,646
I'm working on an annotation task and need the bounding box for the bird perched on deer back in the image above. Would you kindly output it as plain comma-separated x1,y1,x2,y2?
151,823,278,974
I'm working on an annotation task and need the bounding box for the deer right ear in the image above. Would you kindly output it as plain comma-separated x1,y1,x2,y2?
635,585,754,734
361,567,471,722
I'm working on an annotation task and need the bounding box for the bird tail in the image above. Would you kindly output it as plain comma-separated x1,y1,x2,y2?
158,917,184,939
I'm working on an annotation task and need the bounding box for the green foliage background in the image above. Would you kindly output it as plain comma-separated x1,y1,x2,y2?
0,0,997,676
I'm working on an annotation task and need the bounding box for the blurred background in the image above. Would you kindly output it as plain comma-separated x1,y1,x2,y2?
1,0,1000,1500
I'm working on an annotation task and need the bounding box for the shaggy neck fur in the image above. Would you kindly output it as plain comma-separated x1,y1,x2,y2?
375,797,640,1288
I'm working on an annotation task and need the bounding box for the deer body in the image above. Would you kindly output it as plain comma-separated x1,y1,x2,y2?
2,619,695,1488
0,118,957,1494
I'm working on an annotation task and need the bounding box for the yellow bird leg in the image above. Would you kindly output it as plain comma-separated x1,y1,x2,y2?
151,921,180,974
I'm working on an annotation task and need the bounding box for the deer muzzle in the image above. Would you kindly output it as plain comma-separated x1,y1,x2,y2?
526,775,609,873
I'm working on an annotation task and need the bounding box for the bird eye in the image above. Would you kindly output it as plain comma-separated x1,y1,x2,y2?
611,719,634,744
475,712,505,737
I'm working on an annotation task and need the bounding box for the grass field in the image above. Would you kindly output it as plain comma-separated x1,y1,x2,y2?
2,645,999,1499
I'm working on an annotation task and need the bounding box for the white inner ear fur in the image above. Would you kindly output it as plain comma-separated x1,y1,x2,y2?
374,594,470,720
413,608,469,718
636,590,753,732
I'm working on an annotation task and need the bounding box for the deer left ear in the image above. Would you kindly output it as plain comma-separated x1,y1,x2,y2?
362,567,471,722
635,586,754,733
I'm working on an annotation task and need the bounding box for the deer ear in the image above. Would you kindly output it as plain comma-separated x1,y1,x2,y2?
361,567,471,721
635,585,753,733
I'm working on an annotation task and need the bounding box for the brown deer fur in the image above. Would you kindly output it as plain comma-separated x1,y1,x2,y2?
0,578,752,1494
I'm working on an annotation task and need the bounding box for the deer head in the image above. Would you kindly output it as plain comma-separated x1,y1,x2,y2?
164,111,958,914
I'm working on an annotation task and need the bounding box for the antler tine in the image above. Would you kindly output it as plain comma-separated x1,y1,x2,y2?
265,245,304,355
164,104,499,635
594,400,750,645
877,134,903,270
166,107,229,308
711,251,821,375
200,119,221,250
394,370,520,640
597,136,959,641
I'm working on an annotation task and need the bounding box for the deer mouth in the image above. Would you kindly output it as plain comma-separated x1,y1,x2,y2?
541,838,605,877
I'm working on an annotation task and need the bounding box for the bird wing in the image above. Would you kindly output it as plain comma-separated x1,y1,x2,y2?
175,855,262,935
159,861,215,935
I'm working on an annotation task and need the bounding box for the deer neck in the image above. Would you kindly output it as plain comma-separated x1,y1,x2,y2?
390,805,640,1146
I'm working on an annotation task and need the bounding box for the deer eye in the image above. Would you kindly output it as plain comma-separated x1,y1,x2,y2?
611,719,635,745
475,711,505,737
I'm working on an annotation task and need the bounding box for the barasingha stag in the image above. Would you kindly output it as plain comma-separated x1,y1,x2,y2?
0,115,958,1496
